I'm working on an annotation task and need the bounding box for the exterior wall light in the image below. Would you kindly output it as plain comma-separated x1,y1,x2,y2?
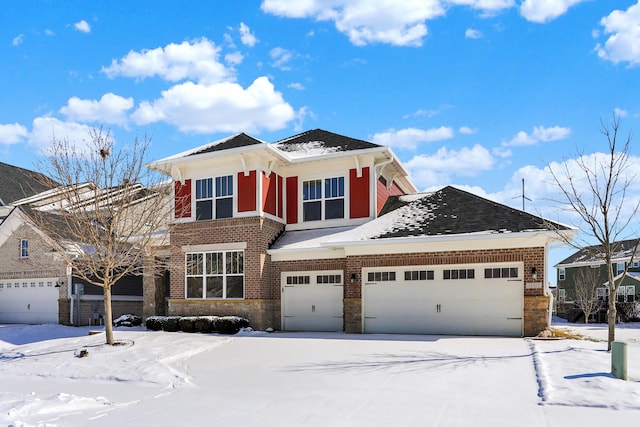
531,267,538,281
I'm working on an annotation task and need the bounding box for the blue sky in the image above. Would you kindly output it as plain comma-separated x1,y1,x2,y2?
2,0,640,275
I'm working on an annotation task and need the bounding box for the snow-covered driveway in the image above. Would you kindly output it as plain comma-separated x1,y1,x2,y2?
1,325,639,426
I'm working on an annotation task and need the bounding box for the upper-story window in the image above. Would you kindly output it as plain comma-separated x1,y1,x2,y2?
558,268,565,281
303,176,344,221
20,239,29,258
195,175,233,220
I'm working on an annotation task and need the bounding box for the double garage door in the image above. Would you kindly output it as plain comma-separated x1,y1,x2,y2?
282,263,523,336
0,278,59,324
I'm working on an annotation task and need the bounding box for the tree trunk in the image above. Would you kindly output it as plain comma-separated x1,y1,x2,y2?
104,285,115,345
608,288,616,352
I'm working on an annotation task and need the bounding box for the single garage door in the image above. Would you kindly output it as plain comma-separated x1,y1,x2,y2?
281,271,343,332
0,278,59,324
363,263,523,336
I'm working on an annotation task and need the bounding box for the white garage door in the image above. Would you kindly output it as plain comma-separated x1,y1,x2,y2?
0,278,59,324
281,271,343,332
363,263,523,336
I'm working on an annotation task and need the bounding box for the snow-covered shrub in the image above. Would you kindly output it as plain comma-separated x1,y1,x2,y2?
618,302,640,322
213,316,250,334
113,314,142,327
179,316,198,333
194,316,217,333
145,316,165,331
162,316,182,332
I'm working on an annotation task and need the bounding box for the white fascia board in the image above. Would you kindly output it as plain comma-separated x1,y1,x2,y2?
268,247,345,262
324,230,565,257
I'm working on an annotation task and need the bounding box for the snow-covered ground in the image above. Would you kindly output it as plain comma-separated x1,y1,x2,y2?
0,322,639,426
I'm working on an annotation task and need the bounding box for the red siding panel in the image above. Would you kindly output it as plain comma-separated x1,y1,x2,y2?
277,175,283,219
286,176,298,224
262,172,277,216
349,167,370,219
376,177,405,214
238,171,257,212
174,179,192,219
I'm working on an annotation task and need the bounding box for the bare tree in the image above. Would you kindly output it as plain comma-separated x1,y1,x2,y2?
27,129,171,345
572,267,604,324
548,115,639,350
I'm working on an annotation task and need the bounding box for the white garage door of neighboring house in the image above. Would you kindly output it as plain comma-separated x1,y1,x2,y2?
363,263,523,337
0,278,59,324
281,271,343,332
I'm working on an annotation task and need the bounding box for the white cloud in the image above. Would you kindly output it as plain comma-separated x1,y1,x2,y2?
503,125,571,147
101,38,232,84
614,107,629,118
261,0,447,47
45,29,55,36
12,34,24,46
447,0,515,12
372,127,454,151
0,123,29,144
596,2,640,66
59,93,134,126
131,76,296,134
465,28,483,39
270,47,294,70
225,51,244,65
459,126,477,135
239,22,258,47
519,0,585,23
29,117,94,153
405,144,495,188
288,82,305,90
74,20,91,33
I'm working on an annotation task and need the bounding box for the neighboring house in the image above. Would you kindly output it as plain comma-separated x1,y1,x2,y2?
148,129,573,337
0,162,57,206
0,165,161,325
555,239,640,321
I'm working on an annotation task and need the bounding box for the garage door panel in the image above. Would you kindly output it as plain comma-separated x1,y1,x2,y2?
363,264,524,337
0,280,59,324
281,273,344,332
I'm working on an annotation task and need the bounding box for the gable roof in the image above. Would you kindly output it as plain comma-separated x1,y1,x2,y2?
0,162,58,206
273,129,382,159
556,238,640,267
189,133,264,156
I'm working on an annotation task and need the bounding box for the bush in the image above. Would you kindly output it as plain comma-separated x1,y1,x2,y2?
194,316,217,333
214,316,250,334
179,316,198,333
162,316,182,332
617,302,640,322
145,316,165,331
113,314,142,327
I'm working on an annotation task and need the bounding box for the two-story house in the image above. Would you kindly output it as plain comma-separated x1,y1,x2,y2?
556,239,640,321
148,129,574,337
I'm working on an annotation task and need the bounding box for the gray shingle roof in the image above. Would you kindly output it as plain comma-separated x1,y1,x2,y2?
373,186,567,239
557,238,640,266
0,162,58,206
273,129,381,154
189,133,264,156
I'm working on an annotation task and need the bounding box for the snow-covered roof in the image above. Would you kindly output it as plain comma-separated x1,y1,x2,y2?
556,238,640,267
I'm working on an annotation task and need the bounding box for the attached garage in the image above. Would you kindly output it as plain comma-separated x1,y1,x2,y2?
281,271,343,332
362,263,523,336
0,278,59,324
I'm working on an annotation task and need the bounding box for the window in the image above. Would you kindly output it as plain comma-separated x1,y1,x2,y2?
286,275,310,285
195,176,233,220
20,239,28,258
367,271,396,282
616,262,625,275
597,287,607,299
633,261,640,268
404,270,434,281
558,268,565,281
303,177,344,221
558,289,566,302
185,251,244,299
317,274,341,284
443,269,475,280
484,267,518,279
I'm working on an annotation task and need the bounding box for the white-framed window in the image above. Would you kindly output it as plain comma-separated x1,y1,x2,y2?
195,175,233,220
404,270,435,281
633,261,639,268
484,267,518,279
302,176,344,221
367,271,396,282
443,269,475,280
20,239,29,258
317,274,341,284
286,275,310,285
616,262,626,275
185,250,244,299
558,268,565,281
597,287,607,298
558,288,566,302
